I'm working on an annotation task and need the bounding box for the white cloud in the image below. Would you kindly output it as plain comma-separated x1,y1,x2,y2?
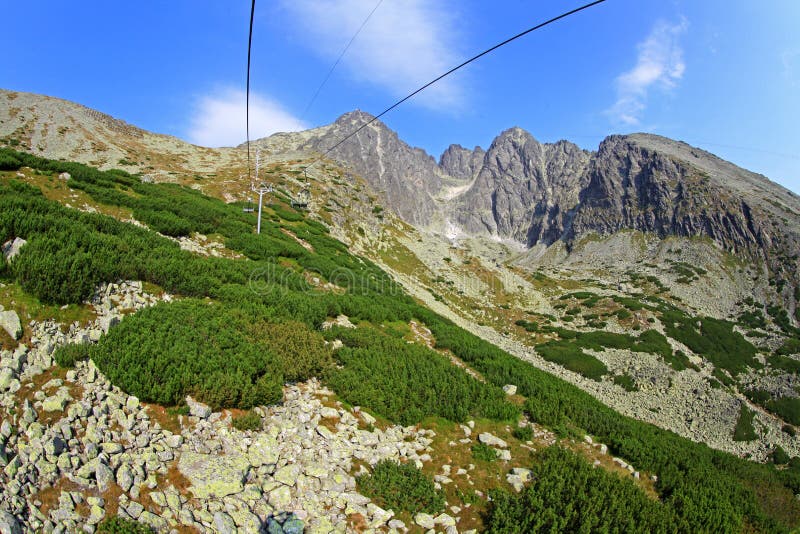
187,88,307,147
607,18,689,126
279,0,464,110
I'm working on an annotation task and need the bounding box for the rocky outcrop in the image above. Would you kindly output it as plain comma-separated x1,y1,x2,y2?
439,144,485,181
453,129,591,245
300,111,446,225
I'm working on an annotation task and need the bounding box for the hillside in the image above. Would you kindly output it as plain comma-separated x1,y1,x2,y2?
1,89,799,532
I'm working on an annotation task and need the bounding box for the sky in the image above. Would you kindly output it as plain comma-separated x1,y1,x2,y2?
2,1,799,193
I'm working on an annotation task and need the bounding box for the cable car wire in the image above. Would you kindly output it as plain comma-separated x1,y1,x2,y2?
309,0,607,169
246,0,256,184
301,0,384,119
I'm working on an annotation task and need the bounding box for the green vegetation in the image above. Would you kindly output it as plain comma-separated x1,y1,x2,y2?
96,517,153,534
766,397,800,426
471,442,499,462
53,343,91,368
512,425,533,441
661,310,759,375
486,447,674,533
776,338,800,357
232,411,263,431
356,460,444,515
324,326,517,425
773,355,800,374
733,404,758,441
535,340,608,380
739,309,767,330
613,374,638,392
91,300,285,410
3,148,799,531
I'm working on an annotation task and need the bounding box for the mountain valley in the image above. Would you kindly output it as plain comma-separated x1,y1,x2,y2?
1,88,799,532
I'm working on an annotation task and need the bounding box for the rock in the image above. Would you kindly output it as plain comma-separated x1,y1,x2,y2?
116,464,134,492
268,485,292,510
0,368,15,391
511,467,532,481
248,435,280,467
0,511,21,534
42,393,71,412
165,434,183,448
177,451,250,498
273,464,300,486
98,315,120,334
414,513,436,529
87,505,105,525
0,311,22,340
282,516,304,534
478,432,508,448
1,238,26,263
95,462,114,492
434,513,456,527
213,511,237,534
58,172,71,181
186,396,212,419
388,519,406,530
359,410,377,425
502,384,517,395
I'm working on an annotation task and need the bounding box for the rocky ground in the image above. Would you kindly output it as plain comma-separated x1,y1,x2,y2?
2,280,591,533
372,229,800,462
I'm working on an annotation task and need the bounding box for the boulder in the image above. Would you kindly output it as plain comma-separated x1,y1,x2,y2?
0,311,22,340
0,511,21,534
478,432,508,448
502,384,517,395
1,238,26,263
247,434,280,467
177,451,249,498
185,396,212,419
213,512,237,534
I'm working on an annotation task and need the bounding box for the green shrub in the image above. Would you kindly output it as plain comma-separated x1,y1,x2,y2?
97,517,153,534
772,355,800,373
356,460,444,515
512,426,533,441
613,374,637,392
53,343,91,368
249,320,334,382
232,411,262,431
472,442,499,462
535,341,608,380
91,300,285,410
662,310,759,375
767,397,800,426
326,326,517,425
485,447,675,533
772,446,791,465
776,338,800,357
733,404,758,442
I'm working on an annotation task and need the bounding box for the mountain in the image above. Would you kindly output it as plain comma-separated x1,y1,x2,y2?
3,89,800,532
251,110,800,308
0,88,243,178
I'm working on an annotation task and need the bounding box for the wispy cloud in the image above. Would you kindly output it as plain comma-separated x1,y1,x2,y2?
187,88,307,147
607,18,689,126
782,49,800,87
279,0,464,111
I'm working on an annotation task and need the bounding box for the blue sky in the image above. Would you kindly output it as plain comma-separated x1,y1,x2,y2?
2,1,799,192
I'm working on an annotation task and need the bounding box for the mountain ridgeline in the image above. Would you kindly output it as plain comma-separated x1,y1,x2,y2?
252,110,800,306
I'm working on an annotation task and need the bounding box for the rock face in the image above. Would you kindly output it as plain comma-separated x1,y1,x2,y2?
298,111,450,226
251,114,800,302
453,129,591,245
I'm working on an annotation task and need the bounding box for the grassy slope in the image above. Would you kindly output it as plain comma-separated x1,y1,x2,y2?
1,147,799,532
